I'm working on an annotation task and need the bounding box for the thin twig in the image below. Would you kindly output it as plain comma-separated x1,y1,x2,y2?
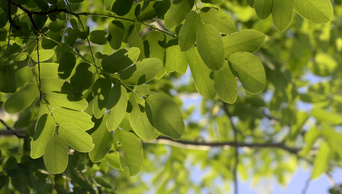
0,119,25,138
222,102,239,194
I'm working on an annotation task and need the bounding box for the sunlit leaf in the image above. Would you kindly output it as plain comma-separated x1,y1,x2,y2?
31,49,55,62
44,135,68,174
255,0,273,19
146,93,185,140
89,116,112,162
311,142,331,180
165,45,188,74
292,0,333,24
214,62,238,104
272,0,293,32
178,11,201,52
120,58,163,85
113,129,143,176
229,52,266,94
196,23,225,71
164,0,195,28
59,123,94,153
223,29,265,58
4,82,39,114
200,7,236,34
107,83,128,131
53,108,94,131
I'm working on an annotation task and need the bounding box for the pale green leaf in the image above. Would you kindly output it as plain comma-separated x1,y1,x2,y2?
165,45,188,74
178,11,201,52
292,0,333,24
46,92,88,111
120,58,163,85
37,63,59,78
106,83,128,131
31,105,55,159
146,93,185,140
15,66,32,88
311,142,331,179
44,135,68,174
129,93,157,141
89,116,112,162
113,129,143,176
223,29,265,58
229,52,266,94
272,0,293,32
311,108,342,124
196,23,225,70
164,0,195,28
200,7,236,34
59,123,94,153
53,108,94,131
214,61,238,104
188,48,216,99
31,49,55,62
255,0,273,19
4,82,39,114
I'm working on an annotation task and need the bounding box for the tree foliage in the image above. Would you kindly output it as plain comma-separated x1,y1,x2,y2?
0,0,341,193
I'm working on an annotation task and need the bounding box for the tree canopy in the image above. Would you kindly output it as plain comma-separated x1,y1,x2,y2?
0,0,341,193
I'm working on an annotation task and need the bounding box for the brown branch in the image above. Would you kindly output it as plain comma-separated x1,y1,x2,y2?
148,136,301,154
0,120,25,138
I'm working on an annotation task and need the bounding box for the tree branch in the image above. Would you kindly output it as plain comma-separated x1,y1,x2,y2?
0,119,25,138
147,136,302,154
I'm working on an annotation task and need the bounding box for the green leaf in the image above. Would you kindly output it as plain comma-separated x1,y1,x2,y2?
200,7,236,35
165,45,188,74
229,52,266,94
89,116,112,162
70,62,93,97
59,123,94,153
311,108,342,124
178,11,201,52
299,126,320,157
223,29,265,58
46,92,88,110
4,82,39,114
31,49,55,62
106,152,121,169
111,0,134,16
49,20,65,32
92,77,111,119
108,20,125,50
44,135,68,174
37,63,59,78
188,48,216,99
127,26,145,59
255,0,273,19
102,47,140,73
113,129,143,176
311,142,331,180
107,83,128,131
120,58,163,85
146,31,165,61
196,23,225,71
90,30,107,45
41,77,70,94
146,93,185,140
164,0,195,28
214,61,238,104
15,66,32,88
58,52,76,79
321,126,342,158
292,0,333,24
272,0,293,32
53,108,94,131
308,53,338,77
129,93,157,141
31,105,55,159
0,65,16,93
